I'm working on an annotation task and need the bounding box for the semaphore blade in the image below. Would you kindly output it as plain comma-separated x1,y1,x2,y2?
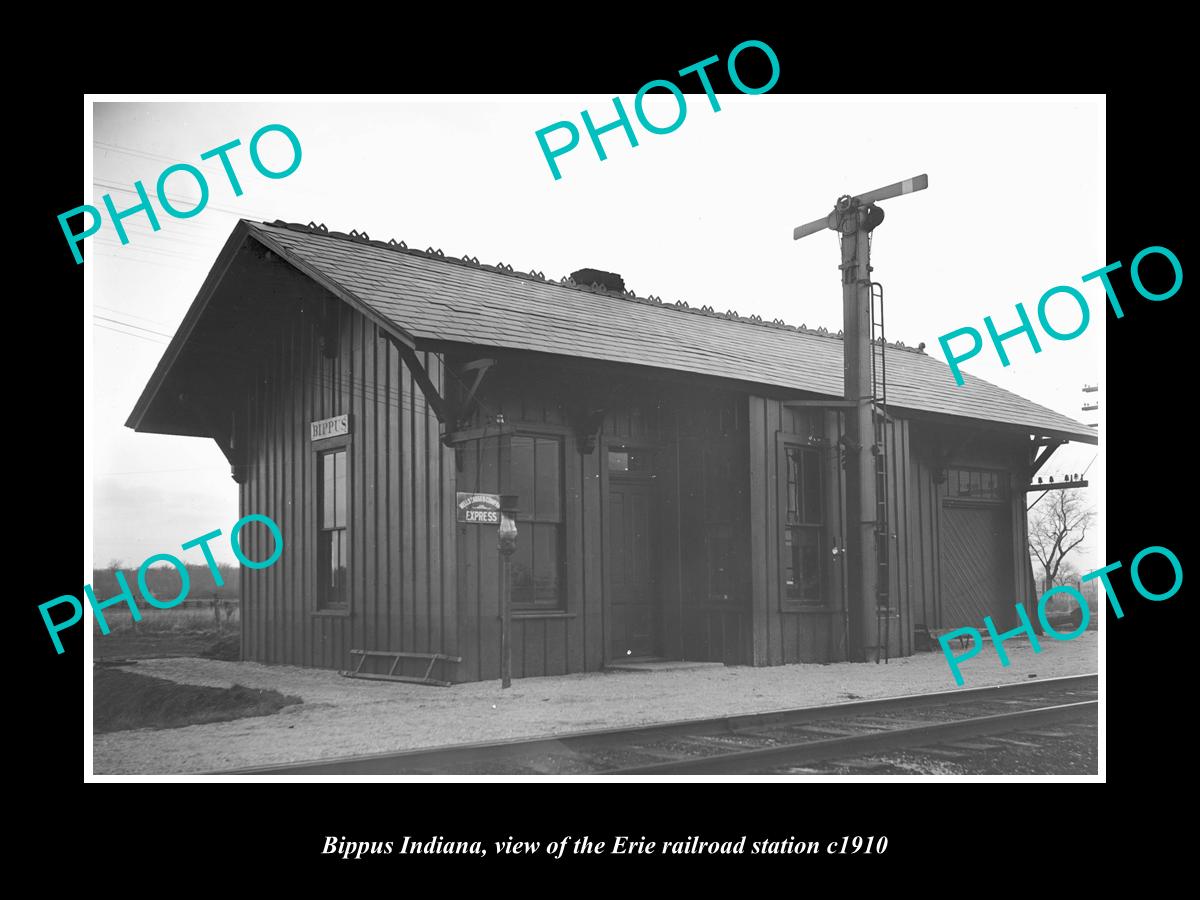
853,173,929,205
792,212,835,240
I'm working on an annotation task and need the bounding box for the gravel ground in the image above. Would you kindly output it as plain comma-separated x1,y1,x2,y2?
92,632,1097,775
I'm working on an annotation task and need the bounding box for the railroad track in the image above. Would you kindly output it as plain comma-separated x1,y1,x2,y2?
220,673,1097,776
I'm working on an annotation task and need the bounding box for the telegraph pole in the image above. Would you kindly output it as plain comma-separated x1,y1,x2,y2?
793,175,928,662
1082,383,1099,429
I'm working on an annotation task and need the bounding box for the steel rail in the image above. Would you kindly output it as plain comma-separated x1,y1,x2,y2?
608,699,1097,775
216,672,1097,775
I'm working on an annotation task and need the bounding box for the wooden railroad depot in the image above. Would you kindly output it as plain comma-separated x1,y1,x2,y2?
127,219,1096,683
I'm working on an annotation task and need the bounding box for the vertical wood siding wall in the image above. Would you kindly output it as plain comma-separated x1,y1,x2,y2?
747,398,1032,664
657,395,751,665
749,398,914,664
453,369,753,679
237,292,1033,679
239,299,455,675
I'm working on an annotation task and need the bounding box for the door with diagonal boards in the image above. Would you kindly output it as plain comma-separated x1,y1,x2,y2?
939,501,1015,631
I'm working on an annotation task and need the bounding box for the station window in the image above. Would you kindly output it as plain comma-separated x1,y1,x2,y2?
948,466,1007,501
781,443,824,607
510,435,565,609
318,448,348,609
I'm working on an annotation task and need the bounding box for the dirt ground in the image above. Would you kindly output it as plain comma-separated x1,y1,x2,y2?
92,631,1098,775
94,668,301,733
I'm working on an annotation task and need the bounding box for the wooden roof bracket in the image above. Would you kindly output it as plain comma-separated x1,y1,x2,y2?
456,358,497,430
1029,435,1066,477
385,334,448,428
567,405,607,454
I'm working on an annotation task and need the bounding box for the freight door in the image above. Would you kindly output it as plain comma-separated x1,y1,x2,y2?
939,500,1016,631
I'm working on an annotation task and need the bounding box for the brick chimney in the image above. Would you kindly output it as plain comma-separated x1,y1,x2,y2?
570,268,625,293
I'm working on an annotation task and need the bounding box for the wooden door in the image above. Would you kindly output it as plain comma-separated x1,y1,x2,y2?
940,502,1015,631
608,480,657,659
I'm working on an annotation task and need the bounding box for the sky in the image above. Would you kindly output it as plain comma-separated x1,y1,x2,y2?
88,96,1103,569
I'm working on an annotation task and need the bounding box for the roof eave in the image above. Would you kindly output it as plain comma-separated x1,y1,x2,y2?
891,404,1098,446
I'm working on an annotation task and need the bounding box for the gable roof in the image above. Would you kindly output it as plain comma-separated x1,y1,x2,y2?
126,219,1096,445
236,220,1094,444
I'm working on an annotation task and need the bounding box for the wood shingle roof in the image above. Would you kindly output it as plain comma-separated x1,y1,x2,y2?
245,221,1095,444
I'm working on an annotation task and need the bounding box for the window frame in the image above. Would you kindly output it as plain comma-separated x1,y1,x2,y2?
776,433,828,611
944,465,1009,506
507,432,567,612
314,437,351,615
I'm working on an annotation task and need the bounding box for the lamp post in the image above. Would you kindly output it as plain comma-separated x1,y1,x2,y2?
498,494,519,689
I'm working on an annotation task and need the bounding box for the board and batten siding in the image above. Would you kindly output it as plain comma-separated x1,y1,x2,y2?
452,366,755,678
748,397,917,664
238,300,457,676
657,395,752,666
452,374,666,681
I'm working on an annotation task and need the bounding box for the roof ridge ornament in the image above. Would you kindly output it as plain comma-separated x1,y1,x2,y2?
259,221,927,353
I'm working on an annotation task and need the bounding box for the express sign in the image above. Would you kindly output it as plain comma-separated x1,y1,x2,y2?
456,492,501,525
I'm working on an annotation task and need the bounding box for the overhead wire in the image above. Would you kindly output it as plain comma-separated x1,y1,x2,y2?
93,249,200,272
94,141,232,176
92,179,278,222
94,238,212,264
94,304,177,328
92,309,428,415
94,229,222,254
93,315,174,338
94,322,169,344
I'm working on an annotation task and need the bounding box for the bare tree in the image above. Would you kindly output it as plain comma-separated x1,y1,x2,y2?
1029,491,1095,594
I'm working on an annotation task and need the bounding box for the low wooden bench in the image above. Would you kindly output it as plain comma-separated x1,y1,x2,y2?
340,649,463,687
915,625,973,652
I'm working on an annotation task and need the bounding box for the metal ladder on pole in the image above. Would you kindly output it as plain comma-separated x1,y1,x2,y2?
869,279,891,664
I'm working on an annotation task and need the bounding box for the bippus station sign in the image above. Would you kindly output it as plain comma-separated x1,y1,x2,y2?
310,414,349,441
